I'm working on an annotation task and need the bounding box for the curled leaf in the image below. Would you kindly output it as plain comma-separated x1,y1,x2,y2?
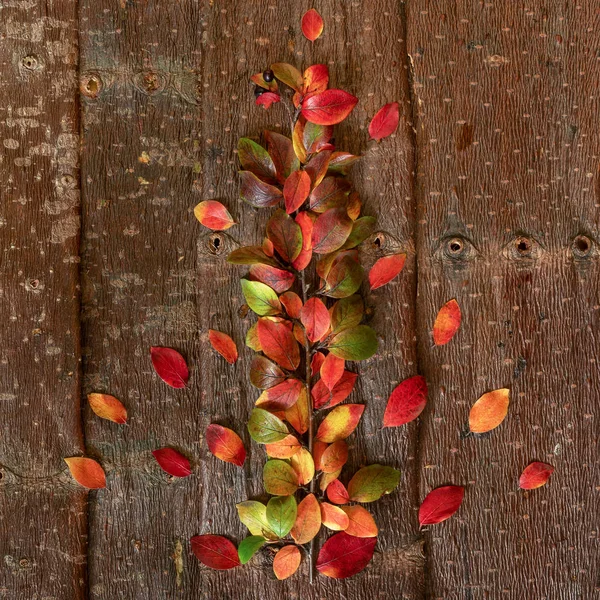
291,493,322,544
150,346,189,389
316,532,376,579
152,448,192,478
383,375,428,428
273,545,301,580
348,464,400,502
194,200,236,231
206,424,246,467
208,330,238,364
190,535,240,570
302,90,359,126
301,8,324,42
469,388,510,433
368,102,400,141
64,457,106,489
316,404,365,443
87,393,127,424
519,462,554,490
369,253,406,290
419,485,465,526
433,298,461,346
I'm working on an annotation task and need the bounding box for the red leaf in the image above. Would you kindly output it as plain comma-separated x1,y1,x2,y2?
519,462,554,490
266,209,303,263
249,264,295,294
368,253,406,290
304,149,332,186
265,131,299,183
301,8,324,42
208,330,238,364
327,479,350,505
150,346,189,389
257,318,300,370
383,375,428,427
419,485,465,526
283,169,311,213
368,102,400,141
194,200,236,231
152,448,192,478
255,92,281,110
190,535,240,570
206,424,246,467
239,170,283,208
279,291,303,319
64,457,106,489
311,351,325,377
311,208,353,254
256,378,304,411
312,370,358,409
303,64,329,95
300,297,331,342
316,532,376,579
292,211,314,271
301,90,358,126
433,299,461,346
320,353,345,390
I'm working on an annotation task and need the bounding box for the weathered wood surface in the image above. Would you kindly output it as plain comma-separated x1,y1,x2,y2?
407,2,600,599
0,1,87,599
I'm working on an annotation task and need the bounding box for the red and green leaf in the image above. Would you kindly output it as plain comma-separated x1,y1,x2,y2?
237,137,277,183
265,130,300,183
190,535,240,570
419,485,465,526
227,245,279,267
328,325,378,361
316,532,376,579
312,208,353,254
152,448,192,478
249,355,287,389
340,216,376,249
283,169,311,214
194,200,236,231
316,404,365,442
263,459,299,496
302,90,359,126
324,254,364,299
309,176,351,213
383,375,428,427
239,170,283,208
206,424,246,467
369,253,406,290
304,121,333,154
150,346,189,389
241,279,281,316
266,209,303,264
368,102,400,141
208,329,238,364
249,264,295,294
328,151,360,175
331,295,364,333
247,408,289,443
304,149,332,186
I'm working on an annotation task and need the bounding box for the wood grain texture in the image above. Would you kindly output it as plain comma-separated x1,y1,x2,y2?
0,1,87,598
407,2,600,598
79,0,421,598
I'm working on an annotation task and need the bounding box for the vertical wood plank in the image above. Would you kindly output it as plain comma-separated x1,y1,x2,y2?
407,2,599,597
80,0,422,597
0,1,86,598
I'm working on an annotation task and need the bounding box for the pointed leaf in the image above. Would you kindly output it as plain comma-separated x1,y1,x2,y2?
331,295,364,333
324,255,364,299
194,200,236,231
419,485,465,526
227,245,279,267
280,291,303,319
150,346,189,389
327,479,350,505
342,505,378,537
236,501,278,540
368,102,400,141
266,209,303,263
241,279,281,316
348,464,400,502
283,169,311,214
301,8,324,42
316,532,376,579
238,137,277,182
292,119,307,163
64,457,106,489
206,424,246,467
303,64,329,95
267,495,297,538
271,63,303,92
321,502,349,531
256,378,303,411
433,298,461,345
239,170,283,208
299,297,330,342
273,545,301,580
265,130,299,183
312,208,353,254
369,253,406,290
320,440,349,473
263,459,299,496
304,121,333,154
519,462,554,490
383,375,428,427
249,264,295,294
328,325,377,361
208,330,238,364
289,447,315,485
249,355,287,389
247,408,288,444
190,535,240,570
292,211,314,271
257,317,300,370
152,448,191,478
265,434,302,459
285,387,309,434
302,90,359,126
469,388,510,433
87,393,127,424
312,370,358,409
238,536,266,564
316,404,365,442
291,493,321,544
320,354,345,390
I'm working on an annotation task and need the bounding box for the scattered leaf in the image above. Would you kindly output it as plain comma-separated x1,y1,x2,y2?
249,264,295,294
249,355,287,389
291,493,322,544
300,297,331,342
206,424,246,467
312,208,353,254
87,393,127,424
327,479,350,505
283,169,311,214
368,102,400,141
267,495,298,538
289,447,315,485
239,170,283,208
320,440,349,473
383,375,428,427
257,317,300,370
320,354,345,390
316,404,365,442
241,279,281,316
302,90,359,126
248,408,289,444
64,457,106,489
237,138,277,182
469,388,510,433
348,464,400,502
194,200,236,231
369,253,406,290
301,8,324,42
236,501,277,540
419,485,465,526
519,462,554,490
208,330,238,364
265,434,302,459
263,460,299,496
273,545,301,580
342,505,378,537
190,535,240,570
238,536,265,564
316,532,376,579
433,299,461,346
150,346,189,389
321,502,350,531
152,448,192,478
328,325,378,361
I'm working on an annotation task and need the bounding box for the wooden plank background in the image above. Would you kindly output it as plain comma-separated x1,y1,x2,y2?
0,0,598,598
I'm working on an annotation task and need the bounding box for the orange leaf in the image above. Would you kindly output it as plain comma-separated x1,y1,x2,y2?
273,545,301,580
265,434,302,459
312,439,328,470
342,505,378,537
289,447,315,485
368,102,400,141
433,299,461,346
326,479,350,504
284,169,311,214
519,461,554,490
303,64,329,95
291,493,322,544
368,253,406,290
285,387,310,434
469,388,510,433
320,353,345,390
87,393,127,424
300,297,331,342
419,485,464,526
316,404,364,443
280,291,303,319
257,317,300,370
320,468,342,492
320,440,349,473
301,8,324,42
194,200,235,231
320,502,349,531
292,119,307,163
206,424,246,467
208,329,238,364
64,457,106,489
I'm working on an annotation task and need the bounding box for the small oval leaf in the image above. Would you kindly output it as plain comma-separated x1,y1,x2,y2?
150,346,189,389
206,424,246,467
190,535,240,570
87,393,127,424
152,448,192,478
64,457,106,489
419,485,465,526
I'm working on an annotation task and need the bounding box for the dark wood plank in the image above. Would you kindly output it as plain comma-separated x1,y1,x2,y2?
0,1,86,598
407,2,600,598
80,0,422,597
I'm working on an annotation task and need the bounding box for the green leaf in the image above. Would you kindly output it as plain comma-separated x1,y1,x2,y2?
263,460,299,496
309,176,351,213
303,122,333,154
236,501,278,540
239,170,283,208
241,280,281,316
324,255,364,299
340,216,376,250
266,209,303,263
327,151,360,175
227,246,279,267
238,535,266,564
238,138,276,183
271,63,303,92
248,408,289,443
331,295,364,333
347,464,401,503
328,325,377,361
266,496,297,538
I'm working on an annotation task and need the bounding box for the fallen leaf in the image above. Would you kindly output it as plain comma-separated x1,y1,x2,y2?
316,404,365,442
328,325,378,361
150,347,189,389
316,532,376,579
383,375,428,427
519,462,554,490
152,448,192,477
321,502,350,531
469,388,510,433
301,8,324,42
64,457,106,489
368,102,400,141
348,464,400,502
300,297,331,342
302,90,359,126
266,495,297,538
283,169,311,214
247,408,289,444
433,299,461,346
190,535,240,570
257,317,300,370
342,505,378,537
237,535,265,565
87,393,127,424
263,459,299,496
273,545,301,580
320,354,345,390
206,424,246,467
241,279,282,316
327,479,350,504
369,253,406,290
208,330,238,364
419,485,465,526
194,200,236,230
291,493,322,544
